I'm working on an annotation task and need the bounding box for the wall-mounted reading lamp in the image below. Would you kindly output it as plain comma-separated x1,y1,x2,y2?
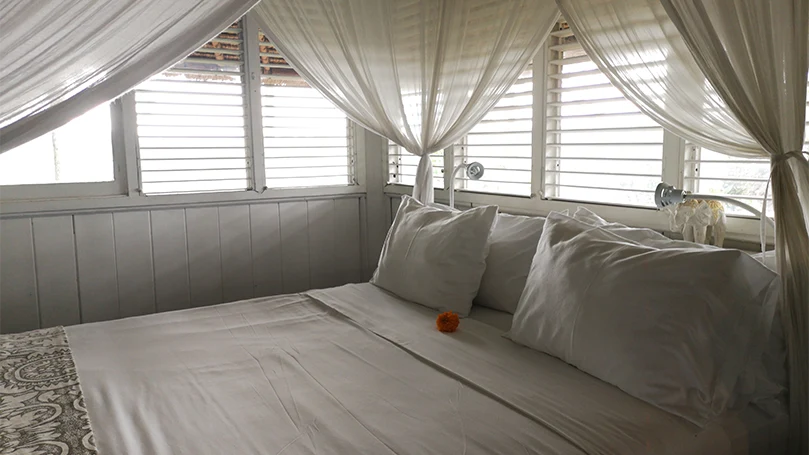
448,162,485,209
654,182,775,229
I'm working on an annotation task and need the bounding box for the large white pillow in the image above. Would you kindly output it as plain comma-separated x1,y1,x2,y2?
573,206,717,250
371,196,497,316
572,206,674,243
748,252,787,391
574,206,785,409
740,253,787,415
510,212,779,426
474,213,546,314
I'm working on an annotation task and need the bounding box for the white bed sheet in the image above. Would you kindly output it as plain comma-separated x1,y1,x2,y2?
467,305,513,332
308,284,788,455
68,292,581,455
65,283,787,455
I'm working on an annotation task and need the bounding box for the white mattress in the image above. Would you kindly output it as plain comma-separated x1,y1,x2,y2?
66,283,787,455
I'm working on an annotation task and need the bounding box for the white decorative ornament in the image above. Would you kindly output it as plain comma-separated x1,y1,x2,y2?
667,200,726,247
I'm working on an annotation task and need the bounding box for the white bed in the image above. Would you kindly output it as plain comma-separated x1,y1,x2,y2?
468,305,514,332
62,283,788,455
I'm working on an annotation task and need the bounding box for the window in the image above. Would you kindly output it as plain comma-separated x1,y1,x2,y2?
259,32,354,188
134,23,252,195
683,145,773,216
544,22,664,207
3,15,359,204
387,142,445,188
454,64,533,196
0,104,114,186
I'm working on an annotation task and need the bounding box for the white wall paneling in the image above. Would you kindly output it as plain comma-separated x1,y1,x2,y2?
361,129,388,280
0,195,365,334
307,200,338,289
112,211,156,318
0,218,38,333
150,209,192,313
31,216,81,328
185,207,222,308
305,198,364,288
278,202,311,293
218,205,254,302
74,213,119,323
358,197,371,280
333,198,363,285
249,204,284,298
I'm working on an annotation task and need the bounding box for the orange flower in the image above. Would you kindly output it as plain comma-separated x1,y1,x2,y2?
436,312,460,333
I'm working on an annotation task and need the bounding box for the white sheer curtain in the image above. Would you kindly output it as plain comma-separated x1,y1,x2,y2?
557,0,809,452
0,0,258,153
252,0,559,203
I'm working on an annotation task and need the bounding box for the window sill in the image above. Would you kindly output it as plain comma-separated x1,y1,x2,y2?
0,184,366,218
383,184,773,245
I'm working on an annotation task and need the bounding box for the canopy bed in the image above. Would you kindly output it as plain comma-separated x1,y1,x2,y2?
4,278,786,454
0,201,792,454
1,0,806,454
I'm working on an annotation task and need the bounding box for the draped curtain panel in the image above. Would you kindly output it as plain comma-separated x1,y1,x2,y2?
557,1,809,452
252,0,559,203
0,0,259,153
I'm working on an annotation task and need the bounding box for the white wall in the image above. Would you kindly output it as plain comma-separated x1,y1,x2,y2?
0,196,366,334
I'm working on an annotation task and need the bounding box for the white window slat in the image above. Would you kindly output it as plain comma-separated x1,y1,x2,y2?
452,65,533,196
259,31,354,189
683,146,774,217
140,158,249,172
135,21,251,195
544,21,663,207
142,179,251,195
387,143,445,188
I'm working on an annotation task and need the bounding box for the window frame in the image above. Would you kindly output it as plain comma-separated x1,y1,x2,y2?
451,62,534,198
255,19,357,191
383,35,772,244
0,100,129,201
681,143,774,217
0,11,365,215
0,11,777,244
387,142,445,189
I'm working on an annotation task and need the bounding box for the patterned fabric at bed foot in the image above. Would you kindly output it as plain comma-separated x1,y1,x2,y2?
1,326,96,455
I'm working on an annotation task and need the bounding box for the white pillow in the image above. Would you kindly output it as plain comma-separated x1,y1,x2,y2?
510,212,779,426
748,253,787,393
571,206,613,226
741,252,787,415
371,195,497,316
474,213,547,314
574,206,720,251
751,251,778,271
574,207,785,409
572,206,674,244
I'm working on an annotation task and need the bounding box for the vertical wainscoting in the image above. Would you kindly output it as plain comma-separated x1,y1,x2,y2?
113,211,156,318
0,196,365,334
0,218,39,331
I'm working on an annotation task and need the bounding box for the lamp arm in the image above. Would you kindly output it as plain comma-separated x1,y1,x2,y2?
684,193,776,229
448,163,466,209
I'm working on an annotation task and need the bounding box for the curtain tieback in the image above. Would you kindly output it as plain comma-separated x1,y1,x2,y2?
759,150,809,257
772,150,809,164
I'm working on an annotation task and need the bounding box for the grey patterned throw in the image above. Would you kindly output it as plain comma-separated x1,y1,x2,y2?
1,326,97,454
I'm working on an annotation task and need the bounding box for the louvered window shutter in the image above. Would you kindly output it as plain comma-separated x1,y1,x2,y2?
135,22,251,195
